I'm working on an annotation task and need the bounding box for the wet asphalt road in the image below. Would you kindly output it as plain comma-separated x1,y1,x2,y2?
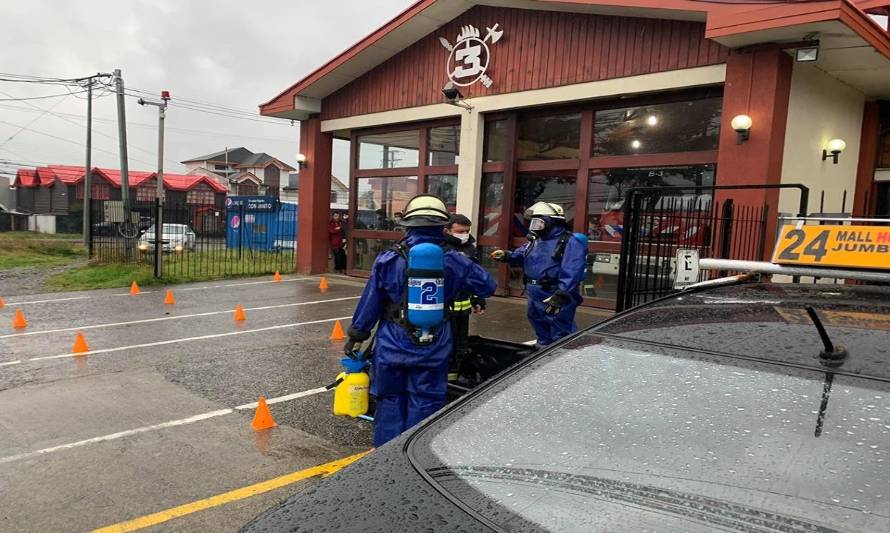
0,275,608,532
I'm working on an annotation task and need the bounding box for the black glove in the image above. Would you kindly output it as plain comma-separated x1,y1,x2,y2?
543,290,571,316
344,337,361,359
344,328,371,359
470,296,486,312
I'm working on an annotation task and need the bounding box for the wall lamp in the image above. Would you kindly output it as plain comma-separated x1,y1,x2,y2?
822,139,846,165
731,114,752,144
295,153,307,169
442,81,473,111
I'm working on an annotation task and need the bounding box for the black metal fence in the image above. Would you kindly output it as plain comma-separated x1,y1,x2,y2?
88,198,296,280
615,185,809,311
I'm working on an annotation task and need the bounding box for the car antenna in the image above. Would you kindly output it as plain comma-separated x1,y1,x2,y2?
805,306,848,365
805,306,848,438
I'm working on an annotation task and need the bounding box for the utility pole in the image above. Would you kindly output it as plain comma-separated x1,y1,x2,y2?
138,91,170,278
82,79,92,247
113,69,131,225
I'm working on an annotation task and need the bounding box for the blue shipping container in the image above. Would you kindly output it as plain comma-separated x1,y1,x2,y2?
225,196,298,251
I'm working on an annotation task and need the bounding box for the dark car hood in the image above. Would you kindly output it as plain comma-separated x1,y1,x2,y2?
241,437,491,533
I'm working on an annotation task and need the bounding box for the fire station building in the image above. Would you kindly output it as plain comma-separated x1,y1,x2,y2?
261,0,890,308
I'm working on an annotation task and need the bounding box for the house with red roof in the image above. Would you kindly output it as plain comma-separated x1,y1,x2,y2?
9,165,227,233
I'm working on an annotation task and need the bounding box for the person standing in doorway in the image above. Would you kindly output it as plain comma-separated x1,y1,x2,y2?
329,212,346,274
443,213,485,381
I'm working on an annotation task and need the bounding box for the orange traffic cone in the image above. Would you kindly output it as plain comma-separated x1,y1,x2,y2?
72,332,90,354
251,396,277,430
273,271,282,283
0,295,5,309
12,309,27,329
329,320,347,341
164,289,176,305
130,280,140,295
319,277,329,292
234,304,246,322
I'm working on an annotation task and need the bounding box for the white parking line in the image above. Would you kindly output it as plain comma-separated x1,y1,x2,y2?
26,315,352,363
0,387,332,465
0,296,359,339
0,360,22,367
177,277,314,291
2,296,92,306
2,276,322,305
234,387,328,410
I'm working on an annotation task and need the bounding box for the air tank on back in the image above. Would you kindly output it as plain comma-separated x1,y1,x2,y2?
406,242,445,343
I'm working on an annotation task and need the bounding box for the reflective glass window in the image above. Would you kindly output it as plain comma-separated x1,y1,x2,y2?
514,172,576,237
355,176,418,230
479,172,504,237
587,164,715,243
483,120,509,163
428,126,460,166
593,98,722,156
426,174,458,213
358,130,420,169
517,112,581,160
351,237,398,271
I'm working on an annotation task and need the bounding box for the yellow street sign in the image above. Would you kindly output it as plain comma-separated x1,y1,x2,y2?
772,224,890,270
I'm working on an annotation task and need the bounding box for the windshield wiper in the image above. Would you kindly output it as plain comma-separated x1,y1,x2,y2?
806,306,848,438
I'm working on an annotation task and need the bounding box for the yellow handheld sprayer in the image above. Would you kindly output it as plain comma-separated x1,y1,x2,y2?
330,357,370,418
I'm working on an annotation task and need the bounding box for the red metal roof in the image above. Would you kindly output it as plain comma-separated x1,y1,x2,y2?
13,168,39,188
35,167,58,186
47,165,87,185
11,166,227,193
162,173,227,193
93,168,156,188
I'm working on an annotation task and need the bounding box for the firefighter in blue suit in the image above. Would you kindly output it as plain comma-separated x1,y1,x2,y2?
345,195,497,447
491,202,587,348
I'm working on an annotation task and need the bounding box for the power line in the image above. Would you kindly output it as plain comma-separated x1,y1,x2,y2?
122,88,292,127
0,90,180,169
0,95,69,150
0,104,297,144
125,87,269,118
0,89,91,102
0,118,156,168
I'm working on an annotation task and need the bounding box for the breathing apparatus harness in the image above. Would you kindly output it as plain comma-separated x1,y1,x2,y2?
522,231,572,291
383,239,452,346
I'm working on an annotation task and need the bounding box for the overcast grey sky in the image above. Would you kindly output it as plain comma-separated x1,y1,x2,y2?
0,0,409,181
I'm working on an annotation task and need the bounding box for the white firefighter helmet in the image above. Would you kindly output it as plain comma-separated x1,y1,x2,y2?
399,194,451,227
524,202,566,220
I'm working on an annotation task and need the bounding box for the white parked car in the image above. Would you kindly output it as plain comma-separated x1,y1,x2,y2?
138,223,196,253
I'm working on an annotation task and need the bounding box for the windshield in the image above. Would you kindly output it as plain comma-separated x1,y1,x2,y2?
143,224,188,235
408,335,890,532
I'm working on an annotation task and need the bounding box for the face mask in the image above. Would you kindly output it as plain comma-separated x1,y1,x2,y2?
453,232,470,244
528,218,547,232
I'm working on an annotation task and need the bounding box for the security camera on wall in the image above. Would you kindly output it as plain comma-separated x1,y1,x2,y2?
441,82,472,111
442,81,463,102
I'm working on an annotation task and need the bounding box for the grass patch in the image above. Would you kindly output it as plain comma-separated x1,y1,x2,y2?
44,250,295,291
45,263,157,291
0,232,85,268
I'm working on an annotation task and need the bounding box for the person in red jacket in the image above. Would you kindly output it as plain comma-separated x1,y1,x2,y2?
329,212,346,274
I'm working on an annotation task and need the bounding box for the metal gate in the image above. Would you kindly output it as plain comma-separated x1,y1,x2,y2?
615,184,809,311
88,196,297,280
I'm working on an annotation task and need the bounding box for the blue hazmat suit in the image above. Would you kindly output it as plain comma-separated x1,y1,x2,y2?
348,226,497,447
505,221,588,346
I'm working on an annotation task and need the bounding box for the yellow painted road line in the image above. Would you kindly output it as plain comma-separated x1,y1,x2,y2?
91,451,370,533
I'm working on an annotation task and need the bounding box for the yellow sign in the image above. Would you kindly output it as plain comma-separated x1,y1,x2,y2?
772,224,890,270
